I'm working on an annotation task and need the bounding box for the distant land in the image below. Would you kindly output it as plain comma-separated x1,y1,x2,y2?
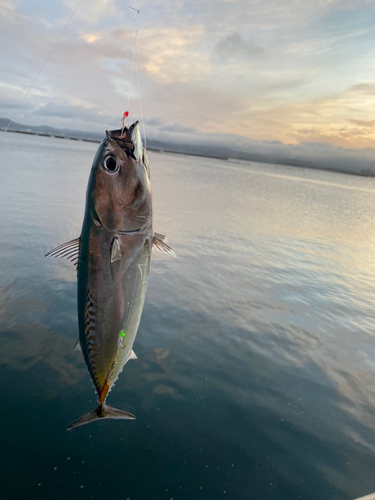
1,117,374,178
0,117,282,162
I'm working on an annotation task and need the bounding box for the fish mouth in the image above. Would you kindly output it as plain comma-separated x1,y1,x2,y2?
106,129,135,157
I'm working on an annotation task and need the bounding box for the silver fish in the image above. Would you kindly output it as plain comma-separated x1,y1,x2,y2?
46,121,175,429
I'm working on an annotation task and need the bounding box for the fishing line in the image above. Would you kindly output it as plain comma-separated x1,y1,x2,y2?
135,46,147,150
122,0,147,150
127,2,141,114
5,0,84,133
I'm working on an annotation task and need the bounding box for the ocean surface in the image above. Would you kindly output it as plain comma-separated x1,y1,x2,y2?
1,132,375,500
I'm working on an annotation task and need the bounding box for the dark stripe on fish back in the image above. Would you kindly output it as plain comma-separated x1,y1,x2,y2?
85,291,97,355
85,290,102,390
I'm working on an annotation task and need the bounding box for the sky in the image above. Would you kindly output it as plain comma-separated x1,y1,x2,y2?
1,0,375,165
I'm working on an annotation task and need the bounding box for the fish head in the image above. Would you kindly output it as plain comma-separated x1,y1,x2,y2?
88,121,152,233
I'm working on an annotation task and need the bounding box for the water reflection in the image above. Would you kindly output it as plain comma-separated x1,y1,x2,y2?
1,133,375,499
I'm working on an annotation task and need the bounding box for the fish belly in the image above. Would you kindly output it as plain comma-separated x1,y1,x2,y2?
77,224,151,398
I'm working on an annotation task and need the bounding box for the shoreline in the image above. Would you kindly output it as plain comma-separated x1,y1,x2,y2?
1,128,374,179
0,128,101,144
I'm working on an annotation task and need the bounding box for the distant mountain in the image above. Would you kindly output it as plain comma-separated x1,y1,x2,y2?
0,117,268,162
0,118,105,142
1,117,374,177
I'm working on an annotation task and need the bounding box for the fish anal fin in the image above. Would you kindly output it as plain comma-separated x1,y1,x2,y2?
123,349,138,367
67,404,135,430
128,349,137,361
152,233,176,258
45,237,80,269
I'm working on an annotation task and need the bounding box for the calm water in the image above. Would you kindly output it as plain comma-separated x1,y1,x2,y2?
1,132,375,500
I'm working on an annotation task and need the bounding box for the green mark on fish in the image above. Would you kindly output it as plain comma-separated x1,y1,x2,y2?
119,329,125,338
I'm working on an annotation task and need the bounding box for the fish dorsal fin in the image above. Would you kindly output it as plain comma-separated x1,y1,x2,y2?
110,237,122,263
152,232,176,258
73,338,82,352
45,238,80,269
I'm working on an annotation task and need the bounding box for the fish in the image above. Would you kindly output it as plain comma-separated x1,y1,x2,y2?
46,121,175,430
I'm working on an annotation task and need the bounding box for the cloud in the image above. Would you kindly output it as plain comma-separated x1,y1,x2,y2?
145,118,165,126
167,0,341,35
160,123,198,133
63,0,120,24
350,83,375,95
0,99,120,132
0,97,35,111
1,0,375,154
138,25,209,85
214,33,264,61
79,27,133,45
0,0,20,20
349,119,375,128
34,101,111,122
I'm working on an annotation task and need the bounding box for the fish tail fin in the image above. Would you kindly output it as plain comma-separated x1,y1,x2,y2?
67,403,135,430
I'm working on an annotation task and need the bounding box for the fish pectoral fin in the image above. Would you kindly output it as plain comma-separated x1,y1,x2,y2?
73,338,82,352
67,404,135,430
152,232,176,258
45,237,80,269
110,237,122,263
110,237,122,280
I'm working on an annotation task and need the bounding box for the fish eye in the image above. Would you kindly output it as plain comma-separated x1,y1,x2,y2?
103,156,119,173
